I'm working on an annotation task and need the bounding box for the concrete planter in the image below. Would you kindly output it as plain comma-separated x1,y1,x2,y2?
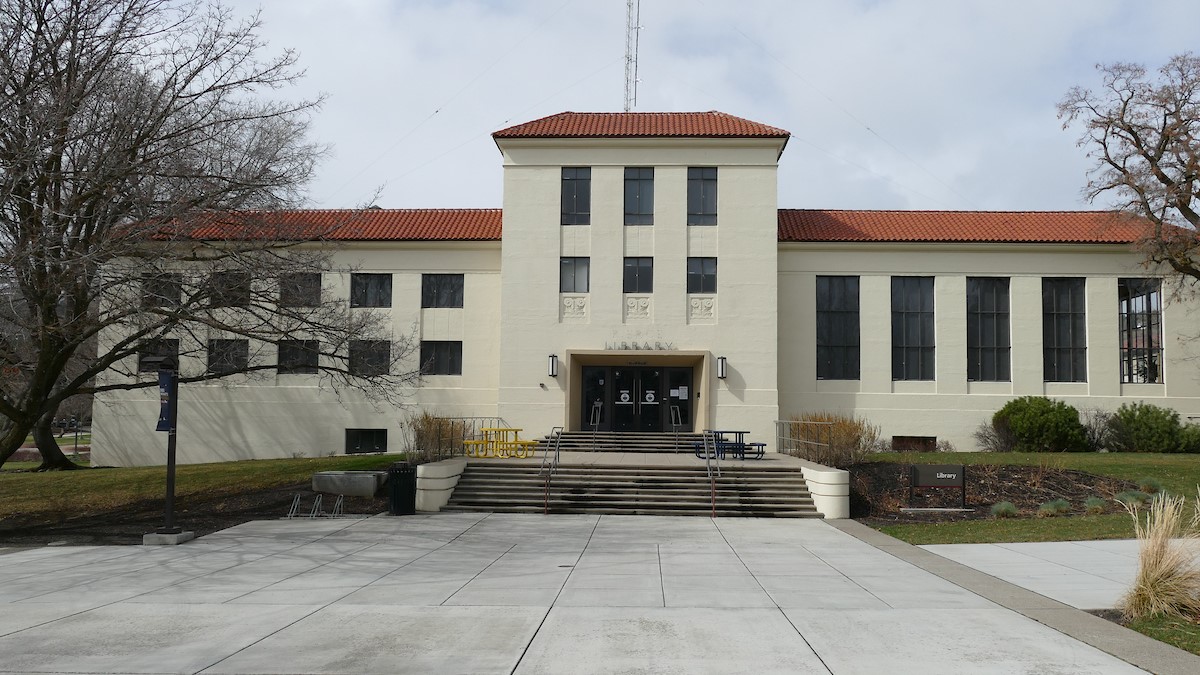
416,457,467,512
311,471,387,497
793,459,850,519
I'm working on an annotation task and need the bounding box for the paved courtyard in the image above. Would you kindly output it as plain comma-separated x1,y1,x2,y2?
0,513,1194,674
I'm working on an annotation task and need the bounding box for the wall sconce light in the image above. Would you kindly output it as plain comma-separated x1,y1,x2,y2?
548,354,559,378
716,356,727,379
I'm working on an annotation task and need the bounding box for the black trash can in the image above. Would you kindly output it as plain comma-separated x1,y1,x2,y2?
387,461,417,515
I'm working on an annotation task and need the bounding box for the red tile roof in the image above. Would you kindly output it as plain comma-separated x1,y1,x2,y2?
778,209,1149,244
493,111,790,139
159,209,502,242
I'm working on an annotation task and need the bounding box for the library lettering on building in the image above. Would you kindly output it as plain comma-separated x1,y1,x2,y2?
93,112,1195,510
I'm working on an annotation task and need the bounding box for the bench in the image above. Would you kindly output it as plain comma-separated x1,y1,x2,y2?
694,440,767,460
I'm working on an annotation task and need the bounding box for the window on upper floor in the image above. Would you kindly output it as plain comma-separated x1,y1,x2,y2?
892,276,935,380
686,257,717,294
420,340,462,375
277,339,319,374
207,270,251,308
141,272,182,309
816,276,860,380
623,257,653,293
349,339,390,377
137,339,179,373
1119,278,1163,384
967,277,1011,382
687,167,718,225
350,273,392,308
561,167,591,225
279,272,321,308
624,167,654,225
560,257,590,293
207,339,249,375
421,274,464,308
1043,277,1087,382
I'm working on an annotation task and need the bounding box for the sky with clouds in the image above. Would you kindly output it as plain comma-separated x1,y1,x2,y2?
234,0,1197,212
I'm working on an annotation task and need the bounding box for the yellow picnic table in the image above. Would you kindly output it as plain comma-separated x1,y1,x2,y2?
463,427,538,458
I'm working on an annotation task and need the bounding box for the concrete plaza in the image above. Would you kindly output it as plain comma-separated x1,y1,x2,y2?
0,513,1197,674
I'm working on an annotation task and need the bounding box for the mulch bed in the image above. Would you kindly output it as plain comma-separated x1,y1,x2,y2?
851,461,1138,526
0,485,387,547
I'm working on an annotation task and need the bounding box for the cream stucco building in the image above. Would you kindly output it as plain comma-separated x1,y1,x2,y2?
92,112,1196,466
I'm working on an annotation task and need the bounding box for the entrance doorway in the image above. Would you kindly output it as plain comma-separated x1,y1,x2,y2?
581,365,693,432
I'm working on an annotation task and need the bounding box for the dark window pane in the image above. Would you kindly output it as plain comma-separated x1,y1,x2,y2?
623,257,653,293
208,271,250,308
1042,278,1086,382
350,273,392,308
349,340,390,377
561,167,591,225
278,340,319,374
141,273,182,309
280,273,321,307
687,257,717,293
687,167,717,225
967,278,1010,381
623,167,654,225
137,339,179,373
207,339,249,375
421,274,464,308
560,257,589,293
420,341,463,375
1118,278,1163,383
891,277,934,380
816,276,860,380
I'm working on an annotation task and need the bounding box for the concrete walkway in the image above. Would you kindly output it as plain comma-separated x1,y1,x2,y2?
0,514,1195,674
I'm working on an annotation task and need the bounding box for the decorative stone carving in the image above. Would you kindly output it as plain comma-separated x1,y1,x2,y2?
561,295,588,320
624,295,651,321
689,295,716,321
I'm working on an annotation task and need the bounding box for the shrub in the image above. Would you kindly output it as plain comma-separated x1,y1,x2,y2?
990,501,1018,518
1084,496,1107,514
1116,490,1152,507
1080,408,1113,452
783,412,882,468
1179,424,1200,454
402,410,469,464
992,396,1088,453
1108,402,1183,453
1136,476,1165,494
1118,492,1200,621
1036,498,1071,517
973,420,1014,452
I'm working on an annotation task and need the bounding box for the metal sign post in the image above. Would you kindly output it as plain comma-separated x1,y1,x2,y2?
143,357,193,545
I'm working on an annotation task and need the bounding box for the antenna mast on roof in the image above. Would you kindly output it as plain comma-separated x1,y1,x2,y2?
624,0,641,112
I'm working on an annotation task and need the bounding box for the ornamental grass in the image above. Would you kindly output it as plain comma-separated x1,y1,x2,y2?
1118,491,1200,621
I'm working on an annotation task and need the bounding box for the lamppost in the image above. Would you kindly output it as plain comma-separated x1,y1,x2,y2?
142,355,194,545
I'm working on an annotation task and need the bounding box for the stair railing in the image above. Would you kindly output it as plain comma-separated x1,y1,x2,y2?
540,426,564,515
702,429,720,518
670,405,682,450
589,401,602,451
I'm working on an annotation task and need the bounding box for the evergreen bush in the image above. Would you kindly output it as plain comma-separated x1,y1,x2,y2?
1107,402,1183,453
992,396,1088,452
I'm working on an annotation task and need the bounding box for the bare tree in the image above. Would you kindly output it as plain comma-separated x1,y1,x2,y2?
1059,53,1200,282
0,1,416,470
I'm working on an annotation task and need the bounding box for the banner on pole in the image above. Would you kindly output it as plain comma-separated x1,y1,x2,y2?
156,371,174,432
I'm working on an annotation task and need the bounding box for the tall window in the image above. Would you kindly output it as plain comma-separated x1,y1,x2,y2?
816,276,860,380
137,339,179,373
686,257,717,293
349,339,390,377
1043,277,1087,382
207,271,251,308
560,257,589,293
207,339,249,375
687,167,717,225
892,276,935,380
420,341,463,375
141,273,182,309
278,340,319,374
967,277,1011,382
280,273,321,307
624,167,654,225
421,274,464,308
623,257,653,293
561,167,591,225
1119,278,1163,383
350,273,392,308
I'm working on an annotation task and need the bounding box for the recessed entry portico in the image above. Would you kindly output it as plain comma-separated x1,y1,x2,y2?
565,350,715,433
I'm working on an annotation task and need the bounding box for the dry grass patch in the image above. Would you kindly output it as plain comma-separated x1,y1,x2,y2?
1120,491,1200,621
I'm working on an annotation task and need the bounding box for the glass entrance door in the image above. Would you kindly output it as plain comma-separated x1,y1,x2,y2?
579,365,694,433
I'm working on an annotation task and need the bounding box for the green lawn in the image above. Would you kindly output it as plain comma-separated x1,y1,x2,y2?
867,452,1200,545
0,454,399,521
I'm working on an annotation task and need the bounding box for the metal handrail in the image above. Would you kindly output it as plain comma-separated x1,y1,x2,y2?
702,429,720,518
774,419,834,462
541,426,564,515
670,405,682,450
589,401,602,451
